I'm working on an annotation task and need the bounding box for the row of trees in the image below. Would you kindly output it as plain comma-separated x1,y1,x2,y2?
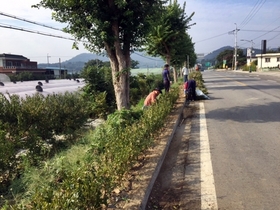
33,0,196,110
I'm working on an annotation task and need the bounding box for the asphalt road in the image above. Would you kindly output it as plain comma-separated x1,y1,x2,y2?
203,70,280,210
0,79,85,99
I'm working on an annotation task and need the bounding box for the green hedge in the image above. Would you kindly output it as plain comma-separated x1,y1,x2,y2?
0,92,89,194
189,71,208,94
8,86,179,209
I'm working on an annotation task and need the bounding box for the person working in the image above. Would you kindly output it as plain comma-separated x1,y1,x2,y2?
184,78,196,101
143,88,162,109
182,66,189,82
183,80,188,99
162,64,171,93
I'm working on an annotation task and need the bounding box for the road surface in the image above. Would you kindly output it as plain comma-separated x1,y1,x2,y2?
204,70,280,209
147,70,280,210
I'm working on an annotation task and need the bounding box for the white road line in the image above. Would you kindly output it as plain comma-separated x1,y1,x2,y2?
200,102,218,210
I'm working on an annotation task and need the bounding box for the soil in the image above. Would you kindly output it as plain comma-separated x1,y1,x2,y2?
146,103,198,209
107,92,198,210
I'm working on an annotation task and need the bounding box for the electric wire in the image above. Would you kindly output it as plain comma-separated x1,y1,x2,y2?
239,0,266,29
241,29,280,33
252,25,280,42
194,32,230,43
1,5,278,58
0,12,163,61
0,11,62,31
0,23,75,41
239,0,261,27
132,51,164,61
268,32,280,42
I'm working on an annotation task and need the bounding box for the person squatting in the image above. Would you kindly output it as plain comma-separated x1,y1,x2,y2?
183,78,196,101
142,88,162,109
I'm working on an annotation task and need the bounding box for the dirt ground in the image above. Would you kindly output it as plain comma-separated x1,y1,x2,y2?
108,92,198,209
146,103,197,209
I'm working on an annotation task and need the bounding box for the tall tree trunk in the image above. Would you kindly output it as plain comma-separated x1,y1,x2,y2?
173,67,177,83
104,22,130,110
106,50,130,110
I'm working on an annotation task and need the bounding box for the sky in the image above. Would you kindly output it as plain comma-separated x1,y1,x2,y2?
0,0,280,64
183,0,280,55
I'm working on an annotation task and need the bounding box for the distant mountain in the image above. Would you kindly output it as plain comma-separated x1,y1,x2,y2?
203,46,234,61
203,46,266,61
67,53,109,63
38,51,165,72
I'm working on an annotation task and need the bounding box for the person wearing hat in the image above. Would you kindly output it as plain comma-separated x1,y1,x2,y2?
143,88,162,109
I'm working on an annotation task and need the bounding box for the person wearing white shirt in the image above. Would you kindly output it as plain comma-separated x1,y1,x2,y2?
182,66,189,82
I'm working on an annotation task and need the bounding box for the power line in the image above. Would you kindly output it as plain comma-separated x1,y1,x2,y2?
0,23,75,41
239,0,262,27
268,32,280,42
0,11,158,62
195,32,229,43
0,11,63,31
132,51,164,61
0,21,162,62
241,29,280,32
239,0,266,29
252,25,280,42
239,26,280,48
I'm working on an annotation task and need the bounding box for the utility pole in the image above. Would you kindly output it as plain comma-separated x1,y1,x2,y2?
46,53,51,80
241,39,254,73
234,23,238,70
228,24,239,70
47,53,51,67
249,41,254,73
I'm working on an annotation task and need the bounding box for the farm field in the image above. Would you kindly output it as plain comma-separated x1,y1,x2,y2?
131,68,162,76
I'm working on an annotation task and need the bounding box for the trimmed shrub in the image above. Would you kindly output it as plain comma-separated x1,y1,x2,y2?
9,86,180,209
189,71,208,94
0,92,89,195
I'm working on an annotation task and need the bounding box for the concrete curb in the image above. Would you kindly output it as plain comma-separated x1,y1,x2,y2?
140,100,186,209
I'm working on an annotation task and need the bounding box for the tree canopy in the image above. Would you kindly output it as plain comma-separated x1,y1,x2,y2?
216,49,246,69
144,1,195,68
33,0,166,110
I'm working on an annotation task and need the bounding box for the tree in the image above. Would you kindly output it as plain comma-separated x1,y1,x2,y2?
216,49,234,69
216,49,246,69
33,0,165,110
170,32,196,74
144,0,195,82
236,49,246,68
131,60,140,69
81,62,116,118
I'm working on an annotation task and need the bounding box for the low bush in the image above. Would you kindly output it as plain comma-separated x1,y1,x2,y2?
0,92,89,194
242,63,257,72
8,86,179,209
189,71,208,94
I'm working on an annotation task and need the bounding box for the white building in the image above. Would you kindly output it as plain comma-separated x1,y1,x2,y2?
256,53,280,71
245,48,257,66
